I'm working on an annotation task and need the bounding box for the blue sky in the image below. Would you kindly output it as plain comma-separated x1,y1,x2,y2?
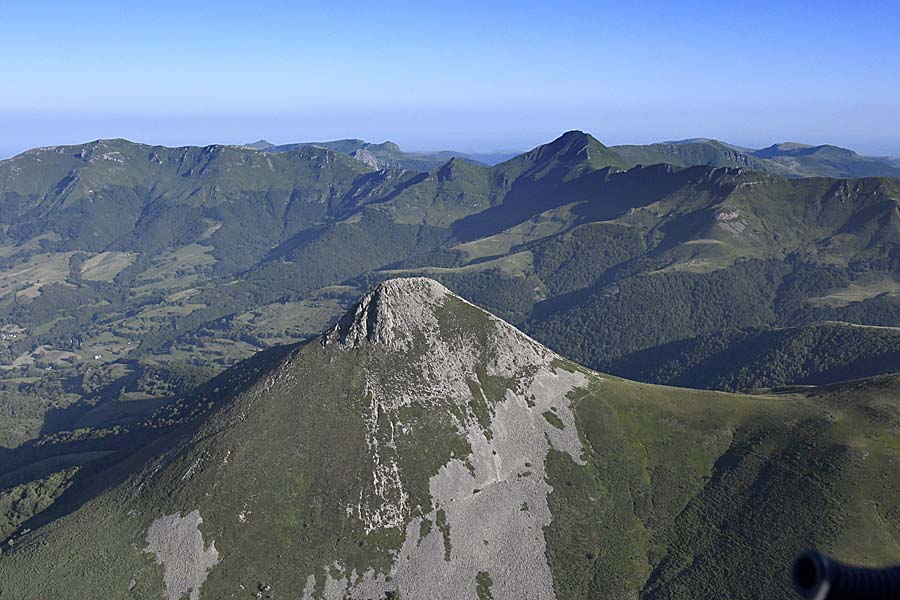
1,0,898,157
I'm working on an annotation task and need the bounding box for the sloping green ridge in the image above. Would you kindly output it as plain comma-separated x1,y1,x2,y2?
545,370,900,599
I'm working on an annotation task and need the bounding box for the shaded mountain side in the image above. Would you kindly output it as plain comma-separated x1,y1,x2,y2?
0,344,294,489
606,322,900,391
523,260,900,376
0,279,897,600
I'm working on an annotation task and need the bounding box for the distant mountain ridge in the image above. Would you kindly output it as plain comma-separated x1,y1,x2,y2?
0,130,897,432
236,135,900,179
13,133,894,178
612,138,900,178
238,138,518,170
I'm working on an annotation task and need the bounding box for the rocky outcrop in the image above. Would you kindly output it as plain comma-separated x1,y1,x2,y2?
351,148,380,169
144,510,219,600
325,277,449,351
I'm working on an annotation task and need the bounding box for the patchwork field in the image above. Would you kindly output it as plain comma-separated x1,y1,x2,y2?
453,204,578,260
234,298,348,344
0,253,73,299
135,244,217,292
80,251,136,281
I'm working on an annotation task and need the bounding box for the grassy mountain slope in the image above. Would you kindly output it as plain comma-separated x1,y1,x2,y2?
521,176,900,367
0,139,385,267
253,135,900,179
0,279,897,599
0,131,629,379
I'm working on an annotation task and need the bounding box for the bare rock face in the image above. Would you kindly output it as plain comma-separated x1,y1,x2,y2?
144,510,219,600
318,277,590,598
715,207,748,235
351,148,380,169
325,277,451,351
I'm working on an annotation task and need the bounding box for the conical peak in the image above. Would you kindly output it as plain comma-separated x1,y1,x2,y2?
557,129,593,143
539,130,597,156
507,130,626,172
326,278,452,350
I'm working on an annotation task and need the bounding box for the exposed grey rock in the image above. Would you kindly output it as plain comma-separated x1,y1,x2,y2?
313,277,590,598
351,148,380,169
144,510,219,600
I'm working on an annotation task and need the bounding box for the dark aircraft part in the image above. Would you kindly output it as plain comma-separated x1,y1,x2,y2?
793,549,900,600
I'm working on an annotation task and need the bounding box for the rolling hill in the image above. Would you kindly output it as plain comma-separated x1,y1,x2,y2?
612,139,783,174
0,278,897,599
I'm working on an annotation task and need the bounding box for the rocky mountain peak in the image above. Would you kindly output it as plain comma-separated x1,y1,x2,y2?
325,277,554,360
507,130,627,174
315,277,590,594
556,129,592,143
540,130,597,156
325,277,451,350
242,139,276,150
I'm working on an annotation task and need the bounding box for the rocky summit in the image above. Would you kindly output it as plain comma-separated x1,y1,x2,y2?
0,278,898,599
320,278,588,596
